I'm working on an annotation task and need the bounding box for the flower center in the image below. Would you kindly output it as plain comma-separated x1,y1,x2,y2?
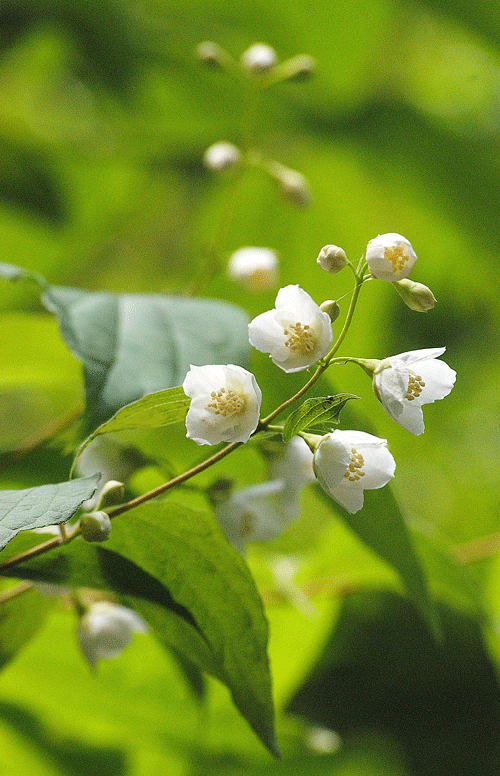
405,373,425,401
344,447,366,482
283,322,315,354
384,243,412,275
207,388,245,417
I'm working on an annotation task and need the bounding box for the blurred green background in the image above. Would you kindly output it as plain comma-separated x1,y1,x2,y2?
1,0,500,774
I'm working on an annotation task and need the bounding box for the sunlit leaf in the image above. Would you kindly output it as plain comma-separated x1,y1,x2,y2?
282,394,359,443
0,475,100,552
71,386,190,475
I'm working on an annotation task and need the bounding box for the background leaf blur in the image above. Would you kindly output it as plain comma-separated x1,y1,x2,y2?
0,0,500,774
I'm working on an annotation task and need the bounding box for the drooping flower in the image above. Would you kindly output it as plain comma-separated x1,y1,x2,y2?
214,479,294,551
372,348,456,435
227,246,278,291
183,364,261,445
366,233,418,282
312,430,396,514
78,602,147,669
248,285,333,373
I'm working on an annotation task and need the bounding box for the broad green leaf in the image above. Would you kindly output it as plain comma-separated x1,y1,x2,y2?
283,394,359,443
0,265,250,431
71,386,190,475
0,586,54,671
0,475,100,552
2,503,277,755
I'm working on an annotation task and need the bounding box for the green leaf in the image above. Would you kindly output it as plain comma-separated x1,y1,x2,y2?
0,586,55,671
2,503,277,755
0,475,100,552
0,265,250,431
283,394,359,443
71,386,190,475
318,482,441,640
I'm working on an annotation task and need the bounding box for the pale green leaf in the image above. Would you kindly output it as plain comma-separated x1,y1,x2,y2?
0,475,100,552
0,586,55,671
71,386,190,475
283,394,359,443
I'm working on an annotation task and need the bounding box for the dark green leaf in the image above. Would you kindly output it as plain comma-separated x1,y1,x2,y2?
0,475,100,552
283,394,359,443
2,503,277,755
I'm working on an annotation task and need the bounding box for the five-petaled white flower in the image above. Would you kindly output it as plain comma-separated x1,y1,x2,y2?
248,285,333,373
366,233,418,282
372,347,456,435
183,364,262,445
78,602,147,669
313,430,396,514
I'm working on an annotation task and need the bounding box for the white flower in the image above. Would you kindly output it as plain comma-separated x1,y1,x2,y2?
227,247,278,291
214,479,296,551
203,141,241,171
241,43,277,73
248,285,333,373
366,233,418,281
373,348,456,435
78,602,147,669
313,430,396,514
183,364,261,445
268,436,315,496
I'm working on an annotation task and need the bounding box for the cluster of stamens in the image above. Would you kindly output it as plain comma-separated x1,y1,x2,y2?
405,373,425,401
207,387,244,416
385,244,411,275
344,447,365,482
283,322,315,353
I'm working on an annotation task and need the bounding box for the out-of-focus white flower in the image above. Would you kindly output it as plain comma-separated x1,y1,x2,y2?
317,244,348,274
215,479,294,551
241,43,277,73
78,602,147,669
366,233,417,281
393,278,436,312
268,436,315,496
203,141,241,171
306,726,342,754
313,430,396,514
248,285,333,373
183,364,261,445
271,555,315,616
372,348,456,435
227,247,278,291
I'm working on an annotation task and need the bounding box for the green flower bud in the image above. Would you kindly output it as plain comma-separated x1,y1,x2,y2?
393,278,436,312
317,245,348,274
80,511,111,543
319,299,340,322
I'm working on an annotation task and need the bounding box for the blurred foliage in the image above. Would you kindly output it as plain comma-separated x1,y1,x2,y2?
1,0,500,773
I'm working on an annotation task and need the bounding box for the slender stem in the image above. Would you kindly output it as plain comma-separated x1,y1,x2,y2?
0,580,33,603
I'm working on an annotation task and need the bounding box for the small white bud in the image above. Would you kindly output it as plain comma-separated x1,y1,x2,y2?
268,162,310,207
96,480,124,509
319,299,340,322
78,602,147,668
317,244,348,274
203,141,241,171
80,511,111,542
241,43,277,73
227,246,278,291
392,278,436,312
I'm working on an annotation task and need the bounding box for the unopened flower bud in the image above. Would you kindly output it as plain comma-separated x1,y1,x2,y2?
241,43,277,73
227,246,278,291
280,54,316,81
317,244,348,274
96,480,124,509
319,299,340,322
392,278,436,312
203,141,241,171
195,41,230,69
80,511,111,543
78,602,147,668
268,162,310,207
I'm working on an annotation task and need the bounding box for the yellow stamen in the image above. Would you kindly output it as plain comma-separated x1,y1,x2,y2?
405,373,425,401
344,447,365,482
283,322,315,354
207,387,245,416
384,243,412,275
